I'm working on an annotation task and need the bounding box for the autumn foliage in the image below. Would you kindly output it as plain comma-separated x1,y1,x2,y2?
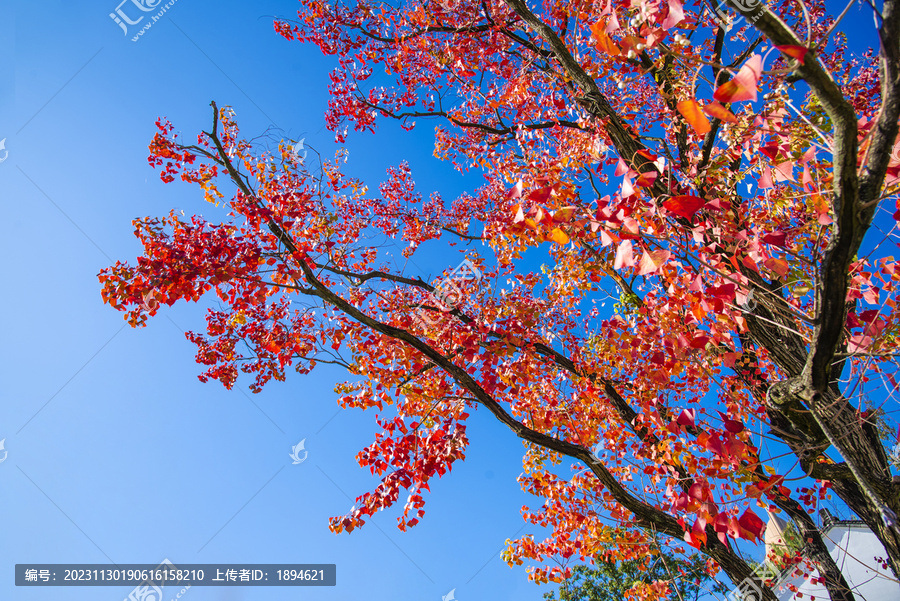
100,0,900,599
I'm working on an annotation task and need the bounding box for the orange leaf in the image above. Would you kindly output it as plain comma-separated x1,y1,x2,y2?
590,20,621,56
677,99,711,135
765,257,790,278
741,254,760,273
703,101,737,123
690,518,708,547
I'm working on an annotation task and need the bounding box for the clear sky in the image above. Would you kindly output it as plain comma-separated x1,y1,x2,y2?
0,1,885,601
0,1,548,600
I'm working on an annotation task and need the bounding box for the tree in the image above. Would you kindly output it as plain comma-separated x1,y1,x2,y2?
99,0,900,599
545,552,727,601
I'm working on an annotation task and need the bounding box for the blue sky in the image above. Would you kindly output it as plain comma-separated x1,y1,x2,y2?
0,1,887,600
0,1,548,600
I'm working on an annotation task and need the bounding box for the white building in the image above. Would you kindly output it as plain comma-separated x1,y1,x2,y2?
768,510,900,601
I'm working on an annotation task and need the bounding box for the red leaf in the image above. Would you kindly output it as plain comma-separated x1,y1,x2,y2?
553,206,577,222
529,186,554,205
635,170,658,187
848,334,873,353
759,143,780,160
690,517,708,547
776,45,809,65
761,231,787,247
718,412,745,433
704,434,724,456
689,335,710,349
721,352,742,367
725,419,745,434
707,283,735,299
742,254,760,273
688,483,707,501
664,195,705,219
676,408,696,428
737,509,765,542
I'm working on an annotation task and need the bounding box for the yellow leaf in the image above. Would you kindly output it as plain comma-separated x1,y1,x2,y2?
549,228,570,245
